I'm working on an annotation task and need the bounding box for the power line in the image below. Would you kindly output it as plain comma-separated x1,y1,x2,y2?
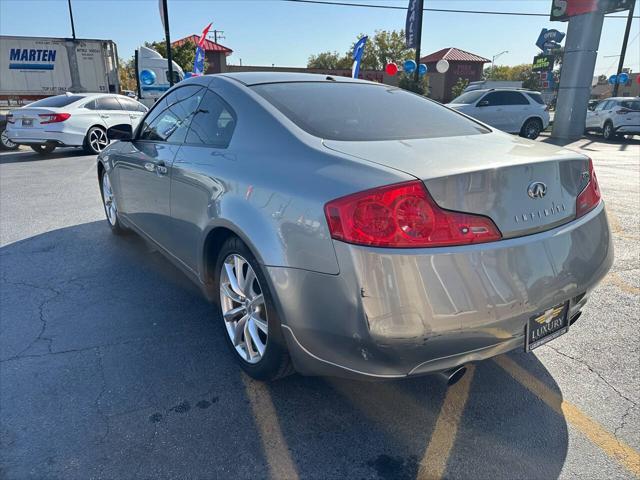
282,0,640,19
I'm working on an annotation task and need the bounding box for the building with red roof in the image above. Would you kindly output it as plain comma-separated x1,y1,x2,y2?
172,35,233,74
420,47,489,102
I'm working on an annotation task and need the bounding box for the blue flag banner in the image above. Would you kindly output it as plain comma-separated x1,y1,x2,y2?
351,36,368,79
194,46,206,76
405,0,420,48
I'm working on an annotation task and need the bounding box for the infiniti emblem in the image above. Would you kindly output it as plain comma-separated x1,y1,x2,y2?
528,181,547,199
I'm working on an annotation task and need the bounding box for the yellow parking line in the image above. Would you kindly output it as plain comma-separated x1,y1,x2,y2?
241,375,299,480
417,365,476,480
494,355,640,477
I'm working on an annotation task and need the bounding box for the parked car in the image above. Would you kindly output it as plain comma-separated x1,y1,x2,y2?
447,88,550,139
98,73,612,383
6,93,148,155
585,97,640,140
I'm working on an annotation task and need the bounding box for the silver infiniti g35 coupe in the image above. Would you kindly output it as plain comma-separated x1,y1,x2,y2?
97,73,613,383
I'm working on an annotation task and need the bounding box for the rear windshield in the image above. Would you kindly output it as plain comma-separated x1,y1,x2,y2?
526,92,545,105
619,100,640,110
28,95,85,108
252,82,488,141
449,91,486,104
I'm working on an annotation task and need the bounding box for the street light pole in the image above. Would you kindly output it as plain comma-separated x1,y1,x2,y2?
161,0,175,87
413,0,424,84
490,50,508,79
612,1,635,97
67,0,76,40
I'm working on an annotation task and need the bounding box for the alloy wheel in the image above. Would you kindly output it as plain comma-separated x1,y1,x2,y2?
102,173,117,226
525,121,541,139
1,129,17,149
219,254,268,364
90,128,109,153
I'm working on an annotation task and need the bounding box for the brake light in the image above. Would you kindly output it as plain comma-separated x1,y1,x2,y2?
576,158,601,218
6,114,14,124
38,113,70,124
324,180,502,248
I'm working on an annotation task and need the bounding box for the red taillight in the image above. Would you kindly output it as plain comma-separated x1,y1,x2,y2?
324,180,502,248
576,158,601,218
38,113,71,124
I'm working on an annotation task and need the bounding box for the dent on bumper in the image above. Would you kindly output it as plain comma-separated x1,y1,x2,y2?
267,203,613,379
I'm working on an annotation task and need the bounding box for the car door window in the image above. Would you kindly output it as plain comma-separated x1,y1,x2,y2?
117,96,147,113
185,90,236,148
502,92,529,105
138,86,204,143
480,92,503,106
96,96,125,110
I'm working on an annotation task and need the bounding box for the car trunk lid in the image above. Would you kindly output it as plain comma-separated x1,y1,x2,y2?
9,108,62,130
323,132,590,238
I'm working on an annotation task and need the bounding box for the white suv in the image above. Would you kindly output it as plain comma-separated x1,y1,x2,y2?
447,89,550,139
585,97,640,140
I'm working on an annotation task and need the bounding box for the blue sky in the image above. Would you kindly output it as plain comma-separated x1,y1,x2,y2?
1,0,638,77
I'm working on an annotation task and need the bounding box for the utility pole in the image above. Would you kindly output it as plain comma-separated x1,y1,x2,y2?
413,0,424,83
161,0,175,87
67,0,76,40
612,1,635,97
212,30,225,44
491,51,508,79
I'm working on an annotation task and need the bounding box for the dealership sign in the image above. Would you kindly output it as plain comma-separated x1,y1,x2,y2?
532,54,555,72
550,0,633,21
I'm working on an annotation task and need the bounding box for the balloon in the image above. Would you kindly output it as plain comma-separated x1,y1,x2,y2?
608,75,617,85
418,63,427,76
403,60,417,74
385,63,399,76
436,59,449,73
140,69,156,86
618,72,629,84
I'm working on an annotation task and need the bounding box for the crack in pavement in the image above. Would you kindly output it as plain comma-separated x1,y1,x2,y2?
1,277,63,360
545,344,639,449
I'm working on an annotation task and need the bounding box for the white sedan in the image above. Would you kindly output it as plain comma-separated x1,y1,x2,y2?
5,93,148,155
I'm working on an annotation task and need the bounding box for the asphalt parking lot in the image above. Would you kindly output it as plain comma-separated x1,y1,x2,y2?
1,135,638,480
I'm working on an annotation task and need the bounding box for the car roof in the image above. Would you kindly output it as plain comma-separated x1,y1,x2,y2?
470,88,540,94
218,71,371,86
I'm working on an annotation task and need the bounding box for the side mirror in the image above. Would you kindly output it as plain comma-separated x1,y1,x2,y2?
107,124,133,141
477,100,490,107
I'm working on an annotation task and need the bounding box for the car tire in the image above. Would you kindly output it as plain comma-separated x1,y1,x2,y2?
30,143,56,155
602,121,616,141
213,236,294,381
99,169,126,234
84,126,109,154
0,128,19,150
520,118,543,140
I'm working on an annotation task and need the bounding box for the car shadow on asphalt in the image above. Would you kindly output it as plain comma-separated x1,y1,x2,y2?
0,221,569,479
0,147,91,164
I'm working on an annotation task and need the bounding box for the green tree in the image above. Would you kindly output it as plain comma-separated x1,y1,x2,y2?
118,56,136,92
144,40,204,73
307,29,415,71
451,77,469,99
307,51,351,69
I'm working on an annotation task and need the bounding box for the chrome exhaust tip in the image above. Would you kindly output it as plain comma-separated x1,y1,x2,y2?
437,366,467,386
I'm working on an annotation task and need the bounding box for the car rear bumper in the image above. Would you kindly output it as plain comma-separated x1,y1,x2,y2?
615,125,640,134
268,202,613,379
5,127,84,147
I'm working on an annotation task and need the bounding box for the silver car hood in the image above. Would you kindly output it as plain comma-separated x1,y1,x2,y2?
323,132,590,238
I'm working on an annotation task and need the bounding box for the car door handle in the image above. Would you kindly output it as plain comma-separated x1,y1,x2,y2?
100,114,110,119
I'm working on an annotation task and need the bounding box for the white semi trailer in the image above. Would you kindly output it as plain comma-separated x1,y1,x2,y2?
0,35,120,149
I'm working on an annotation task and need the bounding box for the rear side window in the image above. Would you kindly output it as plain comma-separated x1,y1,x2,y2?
526,92,545,105
483,91,529,106
450,91,486,104
28,95,84,108
96,97,124,110
139,86,204,143
619,100,640,110
185,90,236,148
252,82,488,141
117,96,147,112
